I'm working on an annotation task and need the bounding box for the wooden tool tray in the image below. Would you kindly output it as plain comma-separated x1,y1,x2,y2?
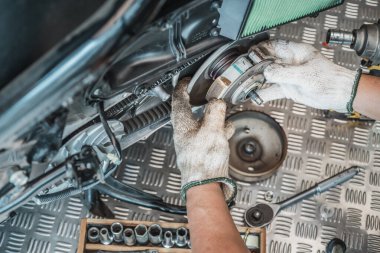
78,218,266,253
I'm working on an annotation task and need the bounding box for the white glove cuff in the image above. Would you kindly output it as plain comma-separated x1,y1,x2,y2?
181,177,237,204
346,68,362,113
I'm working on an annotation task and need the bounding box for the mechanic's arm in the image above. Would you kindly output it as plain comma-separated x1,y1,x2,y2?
187,183,249,253
254,40,380,120
171,78,249,253
354,74,380,120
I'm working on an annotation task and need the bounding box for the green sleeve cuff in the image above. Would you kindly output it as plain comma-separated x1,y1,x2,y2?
346,68,362,113
181,177,237,204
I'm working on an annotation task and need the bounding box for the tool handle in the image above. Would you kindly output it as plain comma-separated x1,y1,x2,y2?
278,166,360,210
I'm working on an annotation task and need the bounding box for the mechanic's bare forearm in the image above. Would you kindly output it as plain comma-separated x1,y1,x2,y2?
354,74,380,120
186,183,249,253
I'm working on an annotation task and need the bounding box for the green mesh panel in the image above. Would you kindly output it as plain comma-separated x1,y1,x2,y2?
242,0,343,37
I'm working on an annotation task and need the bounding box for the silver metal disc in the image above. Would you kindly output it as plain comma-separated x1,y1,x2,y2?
228,111,287,182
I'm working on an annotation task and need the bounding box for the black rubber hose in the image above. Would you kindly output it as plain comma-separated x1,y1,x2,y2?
95,183,187,215
97,101,122,159
35,164,119,204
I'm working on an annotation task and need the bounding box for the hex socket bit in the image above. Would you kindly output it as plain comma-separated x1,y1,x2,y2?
162,230,174,248
148,224,163,245
134,224,149,245
99,227,113,245
175,227,188,247
111,222,124,243
87,227,100,243
123,228,136,246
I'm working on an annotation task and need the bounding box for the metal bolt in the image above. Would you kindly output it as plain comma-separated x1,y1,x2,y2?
211,1,220,9
253,211,262,219
264,191,274,202
212,18,218,25
210,28,219,37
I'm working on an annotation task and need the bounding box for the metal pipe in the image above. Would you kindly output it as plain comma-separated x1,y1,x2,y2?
100,227,113,245
111,222,124,243
123,228,136,246
87,227,100,243
135,224,149,245
162,230,174,248
326,29,354,46
175,227,188,247
148,224,163,245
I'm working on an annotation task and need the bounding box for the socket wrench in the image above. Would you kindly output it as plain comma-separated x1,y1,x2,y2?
245,166,361,227
99,227,113,245
123,228,136,246
87,227,100,243
111,222,123,243
175,227,188,247
148,224,163,245
134,224,149,245
162,230,174,248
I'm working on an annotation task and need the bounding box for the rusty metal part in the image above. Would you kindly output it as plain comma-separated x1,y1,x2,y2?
228,111,287,182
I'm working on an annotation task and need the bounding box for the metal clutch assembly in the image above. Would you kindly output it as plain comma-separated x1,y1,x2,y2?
228,111,287,182
187,35,272,106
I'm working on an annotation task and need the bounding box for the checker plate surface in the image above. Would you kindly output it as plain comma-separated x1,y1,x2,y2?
1,1,380,252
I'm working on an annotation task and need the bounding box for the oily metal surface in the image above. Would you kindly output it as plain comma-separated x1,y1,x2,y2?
0,1,379,252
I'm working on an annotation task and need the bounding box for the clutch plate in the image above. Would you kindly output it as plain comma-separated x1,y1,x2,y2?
228,111,287,182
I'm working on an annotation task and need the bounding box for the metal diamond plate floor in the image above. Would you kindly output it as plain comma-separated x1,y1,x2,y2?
1,1,380,252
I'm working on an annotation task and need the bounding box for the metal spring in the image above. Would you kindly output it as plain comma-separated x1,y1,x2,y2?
346,208,362,228
295,222,318,239
366,215,380,231
269,240,292,253
345,189,367,205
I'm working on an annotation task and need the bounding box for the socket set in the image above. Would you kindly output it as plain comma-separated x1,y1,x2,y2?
78,219,266,252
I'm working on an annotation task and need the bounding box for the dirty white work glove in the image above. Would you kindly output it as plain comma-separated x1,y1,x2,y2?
171,78,237,203
256,40,362,113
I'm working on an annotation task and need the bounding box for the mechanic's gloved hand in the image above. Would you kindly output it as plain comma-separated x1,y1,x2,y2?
255,40,362,113
172,78,237,203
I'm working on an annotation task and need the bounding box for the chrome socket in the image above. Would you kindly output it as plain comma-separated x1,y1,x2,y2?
162,230,175,248
111,222,124,243
175,227,188,247
123,228,136,246
87,227,100,243
99,227,113,245
148,224,163,245
134,224,149,245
